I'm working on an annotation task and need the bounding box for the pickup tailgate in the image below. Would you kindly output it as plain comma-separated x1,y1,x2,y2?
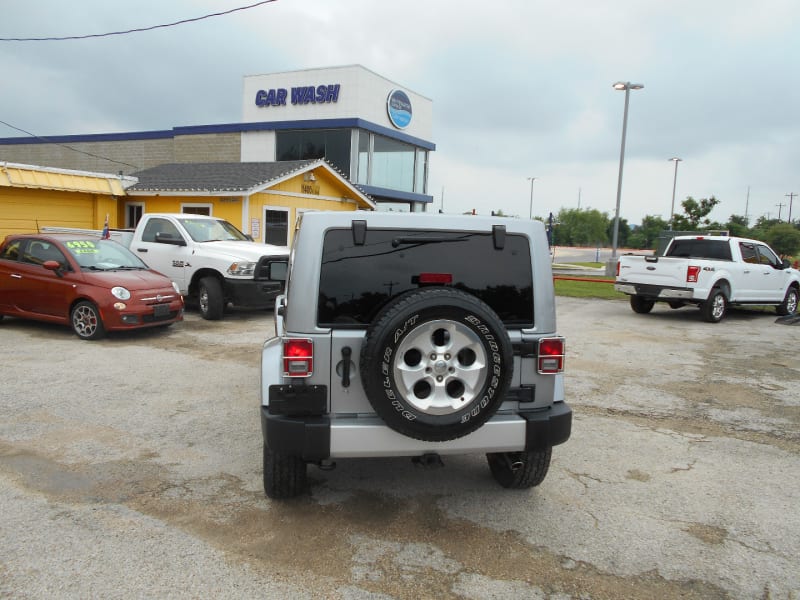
616,256,693,294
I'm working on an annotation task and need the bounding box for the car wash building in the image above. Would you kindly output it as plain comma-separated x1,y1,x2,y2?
0,65,435,216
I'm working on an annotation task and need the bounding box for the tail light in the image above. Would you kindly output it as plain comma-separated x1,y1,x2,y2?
686,265,700,283
283,338,313,377
615,260,620,277
538,337,565,374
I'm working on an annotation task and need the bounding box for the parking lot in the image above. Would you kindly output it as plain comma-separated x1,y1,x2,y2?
1,297,798,599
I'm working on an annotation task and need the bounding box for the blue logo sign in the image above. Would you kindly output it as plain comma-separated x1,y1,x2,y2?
387,89,412,129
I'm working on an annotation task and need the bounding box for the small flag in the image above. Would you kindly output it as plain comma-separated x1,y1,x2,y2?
102,214,110,239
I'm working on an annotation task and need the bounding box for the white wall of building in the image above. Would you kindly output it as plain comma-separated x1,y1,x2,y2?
241,65,433,140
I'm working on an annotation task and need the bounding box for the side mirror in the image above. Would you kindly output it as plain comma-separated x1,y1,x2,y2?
43,260,65,277
781,258,791,269
155,232,187,247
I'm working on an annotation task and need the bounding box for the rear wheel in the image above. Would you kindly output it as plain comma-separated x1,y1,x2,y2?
198,276,224,320
630,295,655,314
263,444,307,499
487,448,552,489
701,288,726,323
70,301,106,340
776,286,798,316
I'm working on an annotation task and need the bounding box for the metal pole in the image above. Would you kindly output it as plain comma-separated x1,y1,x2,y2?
527,177,537,219
611,87,631,259
786,192,797,223
668,158,681,230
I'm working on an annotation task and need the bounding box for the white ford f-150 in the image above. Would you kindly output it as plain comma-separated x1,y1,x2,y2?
615,235,799,322
45,213,289,320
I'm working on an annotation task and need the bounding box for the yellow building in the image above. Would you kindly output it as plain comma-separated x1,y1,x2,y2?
0,162,135,240
1,159,374,245
126,158,374,246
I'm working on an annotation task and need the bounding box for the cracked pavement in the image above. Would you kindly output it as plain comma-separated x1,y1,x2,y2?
1,297,798,598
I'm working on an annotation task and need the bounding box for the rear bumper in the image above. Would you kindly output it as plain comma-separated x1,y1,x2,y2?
261,401,572,461
615,282,695,300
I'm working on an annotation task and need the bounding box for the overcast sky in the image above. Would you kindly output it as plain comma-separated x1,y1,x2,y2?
2,0,799,225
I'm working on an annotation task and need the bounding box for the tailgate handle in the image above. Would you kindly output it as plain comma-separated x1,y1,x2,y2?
341,346,352,388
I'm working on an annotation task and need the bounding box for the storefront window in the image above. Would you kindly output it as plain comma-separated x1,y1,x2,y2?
371,134,415,192
415,149,427,194
357,131,370,185
276,129,350,174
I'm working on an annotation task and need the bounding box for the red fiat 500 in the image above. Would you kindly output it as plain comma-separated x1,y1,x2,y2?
0,233,183,340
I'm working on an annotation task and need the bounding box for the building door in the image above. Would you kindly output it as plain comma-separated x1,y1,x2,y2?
264,208,289,246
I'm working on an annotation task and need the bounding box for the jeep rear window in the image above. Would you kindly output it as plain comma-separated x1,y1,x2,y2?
318,228,534,327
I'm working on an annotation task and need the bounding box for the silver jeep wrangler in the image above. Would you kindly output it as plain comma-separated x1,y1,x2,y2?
260,211,571,498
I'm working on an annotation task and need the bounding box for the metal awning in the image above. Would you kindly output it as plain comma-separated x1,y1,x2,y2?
0,162,136,195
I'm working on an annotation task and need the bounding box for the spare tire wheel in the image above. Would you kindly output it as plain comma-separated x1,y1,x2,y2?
359,288,513,442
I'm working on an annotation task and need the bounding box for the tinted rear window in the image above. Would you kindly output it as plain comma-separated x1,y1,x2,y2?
317,228,534,327
666,239,732,260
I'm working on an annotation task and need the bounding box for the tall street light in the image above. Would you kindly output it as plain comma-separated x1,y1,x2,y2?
668,157,682,230
611,81,644,259
527,176,538,219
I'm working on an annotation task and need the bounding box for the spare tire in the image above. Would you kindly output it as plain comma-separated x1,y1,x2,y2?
359,288,513,442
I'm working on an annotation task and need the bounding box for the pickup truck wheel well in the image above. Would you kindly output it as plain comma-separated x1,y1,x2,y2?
711,280,731,300
189,270,226,299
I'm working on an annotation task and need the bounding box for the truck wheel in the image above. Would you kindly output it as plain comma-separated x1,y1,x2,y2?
776,286,799,316
701,288,727,323
198,276,224,320
263,444,307,499
487,447,552,489
630,295,655,314
70,301,106,340
360,288,513,442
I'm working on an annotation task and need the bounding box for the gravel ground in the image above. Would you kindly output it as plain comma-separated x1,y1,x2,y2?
1,298,798,599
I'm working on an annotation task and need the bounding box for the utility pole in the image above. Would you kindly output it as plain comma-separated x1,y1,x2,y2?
744,186,750,226
786,192,797,223
776,202,785,221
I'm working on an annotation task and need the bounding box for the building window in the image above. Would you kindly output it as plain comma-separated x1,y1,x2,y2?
415,149,428,194
125,202,145,228
264,208,289,246
357,130,370,185
182,204,212,216
276,129,350,175
371,134,415,192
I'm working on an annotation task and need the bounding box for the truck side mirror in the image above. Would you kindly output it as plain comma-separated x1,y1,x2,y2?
155,232,187,247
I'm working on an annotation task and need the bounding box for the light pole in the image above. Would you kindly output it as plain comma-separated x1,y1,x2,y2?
527,176,538,219
611,81,644,259
668,157,682,230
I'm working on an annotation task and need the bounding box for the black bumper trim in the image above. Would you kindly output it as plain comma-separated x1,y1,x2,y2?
261,408,331,462
521,402,572,451
223,278,283,308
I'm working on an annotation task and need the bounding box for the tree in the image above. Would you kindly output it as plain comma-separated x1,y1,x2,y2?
724,214,751,238
555,208,609,246
628,215,668,250
670,196,721,230
607,216,630,248
764,223,800,258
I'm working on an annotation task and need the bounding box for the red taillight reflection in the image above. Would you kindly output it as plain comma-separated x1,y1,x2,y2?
686,265,700,283
283,338,313,377
419,272,453,284
538,337,565,374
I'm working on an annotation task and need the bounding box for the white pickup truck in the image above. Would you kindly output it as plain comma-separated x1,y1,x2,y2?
45,213,289,320
615,235,800,322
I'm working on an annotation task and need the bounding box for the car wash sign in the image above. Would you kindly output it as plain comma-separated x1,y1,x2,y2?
255,84,341,107
387,89,412,129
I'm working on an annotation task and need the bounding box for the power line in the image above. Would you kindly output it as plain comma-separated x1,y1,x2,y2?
0,118,140,170
0,0,277,42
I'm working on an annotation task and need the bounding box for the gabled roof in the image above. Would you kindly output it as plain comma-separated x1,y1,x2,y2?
127,159,375,209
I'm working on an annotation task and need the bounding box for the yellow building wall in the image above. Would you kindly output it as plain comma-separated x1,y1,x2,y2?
0,186,119,239
246,171,362,245
124,195,244,225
